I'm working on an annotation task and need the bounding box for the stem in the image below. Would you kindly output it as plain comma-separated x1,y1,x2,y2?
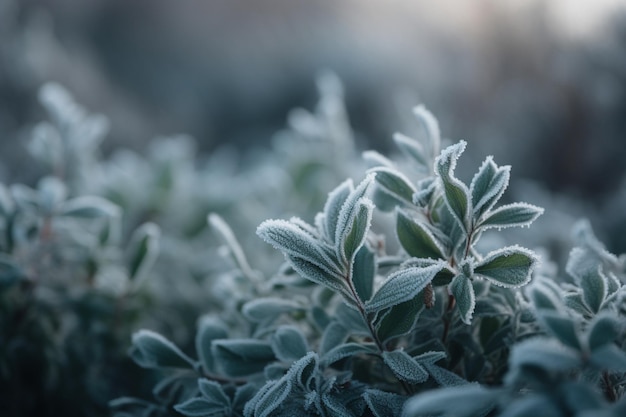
602,371,617,402
441,293,456,344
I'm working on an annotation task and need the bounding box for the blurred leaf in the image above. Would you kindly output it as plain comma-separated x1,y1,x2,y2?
195,316,228,374
130,330,195,369
271,326,308,362
212,339,275,377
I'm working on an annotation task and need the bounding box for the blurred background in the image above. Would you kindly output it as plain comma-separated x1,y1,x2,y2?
1,0,626,247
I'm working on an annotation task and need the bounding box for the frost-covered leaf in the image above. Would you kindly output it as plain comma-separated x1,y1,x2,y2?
352,245,376,303
587,313,621,352
257,219,342,277
527,282,563,311
535,310,581,350
589,344,626,371
479,203,543,230
474,246,537,288
322,179,353,244
396,210,445,260
421,363,468,387
271,326,309,362
196,316,228,373
374,294,424,343
288,256,352,302
342,198,373,263
365,263,443,313
320,321,349,355
335,174,374,263
369,166,417,205
382,350,428,384
174,397,228,417
242,298,302,323
363,150,394,169
509,338,582,372
130,330,195,369
126,222,160,285
435,141,470,232
470,156,510,218
363,389,405,417
60,196,120,219
212,339,275,377
209,213,257,280
393,132,428,168
580,269,608,314
403,384,498,417
450,274,475,325
413,105,441,157
322,343,377,366
198,379,230,407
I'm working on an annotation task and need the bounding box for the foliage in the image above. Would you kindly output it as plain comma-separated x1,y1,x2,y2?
2,77,626,417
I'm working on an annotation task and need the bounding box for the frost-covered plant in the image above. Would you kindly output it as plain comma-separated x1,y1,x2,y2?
112,101,626,417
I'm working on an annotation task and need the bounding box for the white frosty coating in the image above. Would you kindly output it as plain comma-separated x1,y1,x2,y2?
478,202,544,230
450,274,476,324
474,245,538,288
341,198,374,263
382,350,428,384
257,219,343,278
470,157,511,217
392,132,428,168
365,263,443,313
322,179,353,244
334,173,375,264
413,105,441,158
434,141,471,231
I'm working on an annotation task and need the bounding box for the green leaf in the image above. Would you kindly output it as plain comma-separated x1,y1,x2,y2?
334,174,374,263
198,379,231,406
212,339,275,377
342,199,373,263
580,269,608,313
590,344,626,371
195,316,228,373
130,330,195,369
474,246,537,288
375,295,424,343
322,179,353,244
322,342,377,366
288,256,352,303
509,338,582,372
320,322,349,355
382,350,429,384
60,196,120,219
363,389,405,417
257,219,343,278
535,310,581,350
209,213,257,280
126,222,160,285
352,245,376,302
403,385,498,417
271,326,309,362
435,141,470,232
587,313,621,352
478,203,543,230
396,210,445,260
414,105,441,157
527,282,563,311
174,397,227,417
370,166,417,205
365,263,443,313
393,132,429,168
450,274,475,325
242,298,302,323
470,156,510,218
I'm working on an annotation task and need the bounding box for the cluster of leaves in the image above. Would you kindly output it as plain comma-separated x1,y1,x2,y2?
113,91,625,417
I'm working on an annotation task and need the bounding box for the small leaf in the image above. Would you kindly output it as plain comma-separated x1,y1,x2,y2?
435,141,470,232
352,245,376,303
509,338,582,372
130,330,195,369
209,213,257,280
375,295,424,343
589,344,626,371
271,326,309,362
365,263,443,313
342,199,373,263
580,268,608,314
587,313,621,352
60,196,120,219
363,389,405,417
288,256,352,303
174,397,226,417
126,222,160,285
322,179,353,244
320,321,349,355
212,339,275,377
334,174,374,263
198,379,230,406
396,210,445,260
196,316,229,373
470,157,510,218
393,132,428,168
421,363,468,387
450,274,475,325
479,203,543,230
242,298,302,323
474,246,537,288
322,343,377,366
370,166,417,205
403,385,498,417
382,350,428,384
527,282,563,311
413,105,441,158
536,310,581,350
